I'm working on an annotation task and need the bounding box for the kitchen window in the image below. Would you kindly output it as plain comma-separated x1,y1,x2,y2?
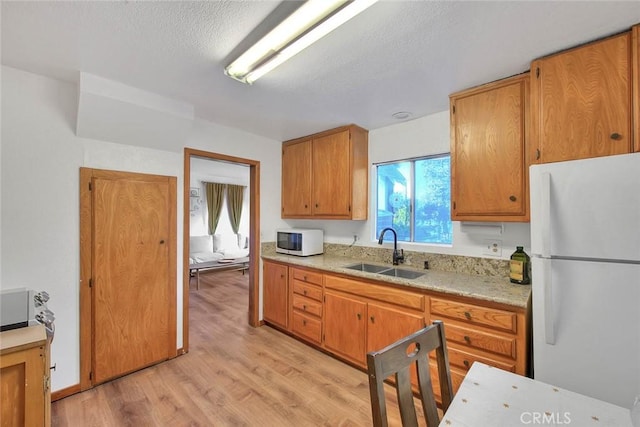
376,154,452,244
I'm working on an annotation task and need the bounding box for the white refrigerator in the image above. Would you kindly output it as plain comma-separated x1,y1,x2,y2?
530,152,640,410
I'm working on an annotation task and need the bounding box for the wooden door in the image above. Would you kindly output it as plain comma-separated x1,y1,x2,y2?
312,131,351,216
367,303,425,388
91,171,175,384
451,75,528,220
263,261,288,329
366,303,425,354
323,291,366,366
281,140,312,217
532,32,632,163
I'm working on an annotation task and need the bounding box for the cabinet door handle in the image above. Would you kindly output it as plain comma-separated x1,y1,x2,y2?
280,274,285,278
509,195,517,202
315,203,319,208
357,313,361,320
370,316,375,323
464,335,471,343
464,311,472,320
303,305,307,311
304,204,308,208
610,132,622,140
302,319,307,326
463,360,470,368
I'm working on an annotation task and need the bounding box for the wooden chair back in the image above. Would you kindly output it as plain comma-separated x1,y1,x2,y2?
366,320,453,427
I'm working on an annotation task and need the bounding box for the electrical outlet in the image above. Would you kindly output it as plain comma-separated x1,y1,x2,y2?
483,239,502,257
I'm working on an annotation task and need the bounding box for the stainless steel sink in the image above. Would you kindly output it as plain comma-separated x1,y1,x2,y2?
343,263,424,280
377,268,424,280
343,262,390,274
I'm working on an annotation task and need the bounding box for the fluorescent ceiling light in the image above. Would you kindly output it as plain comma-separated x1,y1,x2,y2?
225,0,377,84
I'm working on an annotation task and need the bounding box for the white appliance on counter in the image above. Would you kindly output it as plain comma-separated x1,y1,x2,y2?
530,152,640,409
275,228,324,256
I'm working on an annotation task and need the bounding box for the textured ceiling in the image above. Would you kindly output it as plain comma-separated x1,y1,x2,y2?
2,1,640,143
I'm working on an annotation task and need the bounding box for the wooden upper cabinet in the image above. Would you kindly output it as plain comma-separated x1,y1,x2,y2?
312,131,352,216
282,125,368,220
450,73,530,222
531,31,633,164
281,140,312,216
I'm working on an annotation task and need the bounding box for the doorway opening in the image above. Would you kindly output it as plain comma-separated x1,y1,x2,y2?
182,148,260,352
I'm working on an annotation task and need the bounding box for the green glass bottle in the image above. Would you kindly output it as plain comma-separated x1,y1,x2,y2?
509,246,531,284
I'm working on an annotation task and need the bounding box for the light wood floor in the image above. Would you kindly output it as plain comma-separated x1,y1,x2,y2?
52,270,422,426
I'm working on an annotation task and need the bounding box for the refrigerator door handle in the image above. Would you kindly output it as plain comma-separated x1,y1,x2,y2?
542,257,555,345
540,172,551,258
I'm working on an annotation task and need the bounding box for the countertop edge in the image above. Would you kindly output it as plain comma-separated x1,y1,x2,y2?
262,254,531,309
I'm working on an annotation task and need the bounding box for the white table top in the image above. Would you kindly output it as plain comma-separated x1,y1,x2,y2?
439,362,633,427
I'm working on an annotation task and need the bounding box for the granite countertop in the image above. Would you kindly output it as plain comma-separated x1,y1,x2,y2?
262,253,531,309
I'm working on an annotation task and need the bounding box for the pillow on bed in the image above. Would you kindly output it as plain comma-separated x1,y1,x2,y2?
190,235,213,253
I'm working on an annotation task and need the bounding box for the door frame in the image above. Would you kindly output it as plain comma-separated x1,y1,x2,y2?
182,148,260,353
79,167,177,391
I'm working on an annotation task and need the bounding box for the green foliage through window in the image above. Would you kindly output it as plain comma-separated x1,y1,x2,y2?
376,154,452,244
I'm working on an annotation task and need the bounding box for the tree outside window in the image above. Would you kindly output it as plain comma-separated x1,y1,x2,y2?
376,154,452,245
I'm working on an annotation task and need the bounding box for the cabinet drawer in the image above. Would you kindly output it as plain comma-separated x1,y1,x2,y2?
430,297,516,333
292,281,322,302
445,323,516,359
445,344,516,373
292,312,322,344
325,275,424,311
292,268,323,286
292,294,322,318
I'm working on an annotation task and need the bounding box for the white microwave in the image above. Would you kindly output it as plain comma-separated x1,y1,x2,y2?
276,229,324,256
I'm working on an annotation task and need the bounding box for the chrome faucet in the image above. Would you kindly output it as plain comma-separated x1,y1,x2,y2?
377,227,404,265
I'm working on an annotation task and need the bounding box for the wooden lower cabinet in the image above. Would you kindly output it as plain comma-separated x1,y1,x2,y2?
262,260,530,408
263,261,289,329
323,291,367,366
428,294,529,402
0,325,51,427
323,274,426,369
366,302,425,355
290,267,324,345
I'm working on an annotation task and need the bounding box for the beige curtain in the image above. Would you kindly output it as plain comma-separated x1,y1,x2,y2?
205,182,226,235
226,184,245,234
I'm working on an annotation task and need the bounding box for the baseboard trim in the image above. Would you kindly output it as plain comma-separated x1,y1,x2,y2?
51,383,81,401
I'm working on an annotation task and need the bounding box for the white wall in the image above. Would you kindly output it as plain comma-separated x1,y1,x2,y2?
285,111,532,259
0,66,284,392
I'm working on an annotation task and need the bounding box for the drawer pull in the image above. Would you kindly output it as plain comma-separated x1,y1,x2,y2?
302,319,307,326
303,290,307,296
303,305,307,311
303,275,307,281
463,360,470,368
509,195,517,202
464,335,471,343
610,132,622,140
464,311,471,319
